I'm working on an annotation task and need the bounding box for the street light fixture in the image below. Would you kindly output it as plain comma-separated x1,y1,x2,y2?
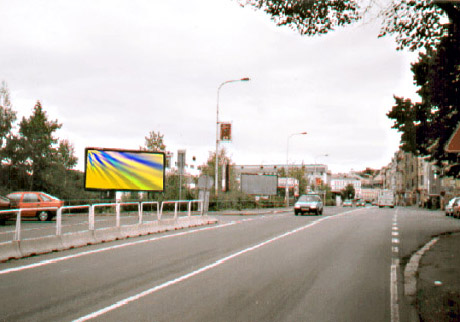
215,77,250,195
285,131,307,207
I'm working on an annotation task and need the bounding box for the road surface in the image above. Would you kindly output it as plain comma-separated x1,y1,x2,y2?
1,206,459,321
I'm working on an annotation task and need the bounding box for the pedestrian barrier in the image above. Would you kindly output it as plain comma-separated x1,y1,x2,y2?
0,199,213,262
160,200,203,220
140,201,160,223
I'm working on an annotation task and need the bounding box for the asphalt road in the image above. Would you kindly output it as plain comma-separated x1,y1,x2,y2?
1,206,459,321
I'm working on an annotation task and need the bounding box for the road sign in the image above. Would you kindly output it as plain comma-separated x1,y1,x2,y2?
445,122,460,153
220,122,232,142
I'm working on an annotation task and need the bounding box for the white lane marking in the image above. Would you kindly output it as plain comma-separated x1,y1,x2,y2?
391,262,400,322
72,212,357,322
0,222,238,276
391,208,400,322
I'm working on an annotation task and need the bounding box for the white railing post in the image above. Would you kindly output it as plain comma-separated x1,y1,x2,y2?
89,205,95,231
174,202,178,220
56,207,63,236
188,201,192,217
14,210,21,241
138,202,142,224
116,202,121,227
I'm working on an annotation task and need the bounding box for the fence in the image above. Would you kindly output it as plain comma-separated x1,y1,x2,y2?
0,199,204,242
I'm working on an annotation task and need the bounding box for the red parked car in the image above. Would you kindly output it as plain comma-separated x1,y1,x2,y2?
0,195,12,224
6,192,64,221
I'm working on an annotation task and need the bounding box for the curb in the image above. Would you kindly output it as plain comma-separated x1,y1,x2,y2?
404,236,440,302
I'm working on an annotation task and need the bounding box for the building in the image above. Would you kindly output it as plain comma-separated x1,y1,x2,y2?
330,174,362,199
231,164,330,193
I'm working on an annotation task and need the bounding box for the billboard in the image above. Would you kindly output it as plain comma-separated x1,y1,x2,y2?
241,174,278,195
84,148,165,191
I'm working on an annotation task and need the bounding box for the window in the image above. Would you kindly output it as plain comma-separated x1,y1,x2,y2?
23,193,39,203
40,194,52,202
7,193,21,201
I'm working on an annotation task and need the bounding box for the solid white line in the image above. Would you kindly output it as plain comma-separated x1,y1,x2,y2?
73,211,358,321
390,208,400,322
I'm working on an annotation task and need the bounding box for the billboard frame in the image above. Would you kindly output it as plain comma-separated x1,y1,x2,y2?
240,174,278,196
84,147,166,192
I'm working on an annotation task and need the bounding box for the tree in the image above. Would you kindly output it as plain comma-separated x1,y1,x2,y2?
277,165,309,195
238,0,360,35
341,183,355,200
3,100,79,193
141,131,166,152
387,25,460,176
16,101,62,190
0,81,16,153
199,148,237,193
238,1,458,50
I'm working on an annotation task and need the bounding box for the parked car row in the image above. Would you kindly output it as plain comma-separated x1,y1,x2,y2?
342,199,374,207
446,197,460,218
0,191,64,224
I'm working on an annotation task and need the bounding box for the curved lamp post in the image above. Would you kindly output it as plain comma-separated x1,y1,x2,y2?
215,77,250,195
285,131,307,207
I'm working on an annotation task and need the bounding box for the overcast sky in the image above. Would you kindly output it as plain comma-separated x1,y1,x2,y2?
0,0,421,174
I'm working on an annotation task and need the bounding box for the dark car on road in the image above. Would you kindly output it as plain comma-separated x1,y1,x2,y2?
6,191,64,221
294,194,323,216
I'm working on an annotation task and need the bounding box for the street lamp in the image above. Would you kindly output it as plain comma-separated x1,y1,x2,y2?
285,132,307,207
215,77,250,194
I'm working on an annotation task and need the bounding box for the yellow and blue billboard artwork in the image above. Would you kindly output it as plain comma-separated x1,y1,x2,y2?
84,148,165,191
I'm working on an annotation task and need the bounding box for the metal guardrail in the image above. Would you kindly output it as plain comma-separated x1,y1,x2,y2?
1,199,204,242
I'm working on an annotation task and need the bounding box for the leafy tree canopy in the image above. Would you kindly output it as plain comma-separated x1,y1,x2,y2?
387,28,460,176
141,130,166,152
0,81,17,150
238,0,360,35
341,183,355,200
238,0,459,51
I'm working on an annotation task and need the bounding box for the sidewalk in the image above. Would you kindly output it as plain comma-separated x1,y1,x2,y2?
416,232,460,321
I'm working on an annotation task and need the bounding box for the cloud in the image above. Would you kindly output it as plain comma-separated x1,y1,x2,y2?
0,0,419,174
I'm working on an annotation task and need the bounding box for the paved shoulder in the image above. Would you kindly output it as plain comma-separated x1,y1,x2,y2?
417,232,460,321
